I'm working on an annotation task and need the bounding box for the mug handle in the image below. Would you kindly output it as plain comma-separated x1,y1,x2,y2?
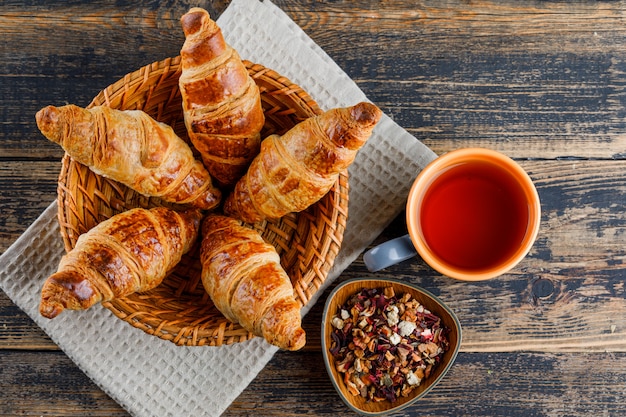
363,234,418,272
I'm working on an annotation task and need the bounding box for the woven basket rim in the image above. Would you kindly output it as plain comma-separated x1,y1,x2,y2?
55,56,349,347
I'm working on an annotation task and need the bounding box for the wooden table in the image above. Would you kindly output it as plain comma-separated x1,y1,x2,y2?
2,1,626,415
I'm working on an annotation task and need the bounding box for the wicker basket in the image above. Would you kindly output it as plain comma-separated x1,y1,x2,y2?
56,57,349,346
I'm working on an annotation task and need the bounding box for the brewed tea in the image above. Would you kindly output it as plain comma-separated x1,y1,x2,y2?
419,160,529,271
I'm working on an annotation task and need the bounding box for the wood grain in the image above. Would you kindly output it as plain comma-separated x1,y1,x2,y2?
0,291,55,350
3,348,626,417
282,1,626,160
4,1,626,160
0,350,129,416
225,350,626,417
0,161,58,253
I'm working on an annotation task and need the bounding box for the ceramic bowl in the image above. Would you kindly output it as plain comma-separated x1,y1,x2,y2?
321,278,462,416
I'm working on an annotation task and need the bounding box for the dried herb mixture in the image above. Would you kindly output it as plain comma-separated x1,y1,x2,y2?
329,286,450,403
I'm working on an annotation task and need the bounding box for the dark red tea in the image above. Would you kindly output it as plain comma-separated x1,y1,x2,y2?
419,160,529,271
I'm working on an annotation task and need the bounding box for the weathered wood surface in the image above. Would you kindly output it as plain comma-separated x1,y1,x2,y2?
3,347,626,416
2,0,626,416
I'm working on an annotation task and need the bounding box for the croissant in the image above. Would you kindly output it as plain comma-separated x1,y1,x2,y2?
200,214,306,350
35,104,221,210
39,207,202,319
179,7,265,188
224,102,382,223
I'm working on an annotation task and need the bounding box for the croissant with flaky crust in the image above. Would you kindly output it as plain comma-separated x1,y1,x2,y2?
224,102,382,223
35,104,221,210
179,7,265,188
39,207,202,319
200,214,306,351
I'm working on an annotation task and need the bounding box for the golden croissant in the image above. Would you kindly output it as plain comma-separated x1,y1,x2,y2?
179,7,265,188
39,207,202,319
35,104,222,210
200,214,306,350
224,102,382,223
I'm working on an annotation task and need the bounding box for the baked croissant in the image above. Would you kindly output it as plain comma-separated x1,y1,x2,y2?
39,207,202,319
179,7,265,188
200,214,306,350
35,104,221,210
224,102,382,223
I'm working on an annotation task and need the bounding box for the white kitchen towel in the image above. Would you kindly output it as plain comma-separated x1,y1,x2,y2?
0,0,436,416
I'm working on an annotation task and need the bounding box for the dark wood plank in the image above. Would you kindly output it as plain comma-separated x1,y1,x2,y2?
0,350,129,416
0,161,58,253
0,290,55,350
221,350,626,416
0,1,229,159
278,0,626,159
3,1,626,161
3,347,626,417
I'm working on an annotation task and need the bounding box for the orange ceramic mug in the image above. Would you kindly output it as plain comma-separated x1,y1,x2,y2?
364,148,541,281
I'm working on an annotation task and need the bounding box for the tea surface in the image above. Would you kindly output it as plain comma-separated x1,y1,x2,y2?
419,160,529,271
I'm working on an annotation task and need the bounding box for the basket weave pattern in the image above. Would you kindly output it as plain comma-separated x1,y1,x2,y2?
56,57,349,346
